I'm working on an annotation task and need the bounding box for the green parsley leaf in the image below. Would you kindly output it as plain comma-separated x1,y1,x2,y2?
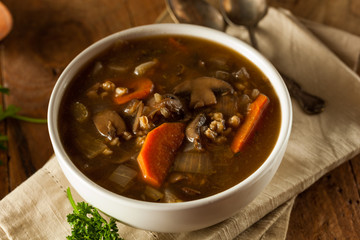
0,86,47,166
0,134,8,150
0,104,47,123
0,104,20,121
0,86,47,123
0,86,9,94
66,187,124,240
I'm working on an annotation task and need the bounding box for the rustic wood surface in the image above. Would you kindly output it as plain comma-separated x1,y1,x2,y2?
0,0,359,239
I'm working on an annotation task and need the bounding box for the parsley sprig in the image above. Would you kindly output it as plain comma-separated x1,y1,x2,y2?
0,85,47,151
66,188,124,240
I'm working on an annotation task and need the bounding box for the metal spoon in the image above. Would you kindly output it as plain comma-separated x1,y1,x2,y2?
166,0,226,31
166,0,326,114
220,0,325,114
221,0,267,49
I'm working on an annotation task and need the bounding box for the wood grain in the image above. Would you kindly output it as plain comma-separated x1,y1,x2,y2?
287,155,360,239
0,0,165,193
0,0,359,239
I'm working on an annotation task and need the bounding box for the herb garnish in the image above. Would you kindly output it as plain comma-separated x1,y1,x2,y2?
66,187,124,240
0,85,47,151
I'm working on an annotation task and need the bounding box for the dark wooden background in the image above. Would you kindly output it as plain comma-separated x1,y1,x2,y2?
0,0,359,239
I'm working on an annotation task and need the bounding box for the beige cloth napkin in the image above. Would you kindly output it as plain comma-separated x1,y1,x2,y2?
1,7,360,240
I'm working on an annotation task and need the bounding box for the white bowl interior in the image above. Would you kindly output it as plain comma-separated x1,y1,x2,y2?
48,23,292,232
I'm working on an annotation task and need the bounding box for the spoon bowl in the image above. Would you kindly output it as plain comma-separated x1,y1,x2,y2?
220,0,267,49
166,0,226,31
221,0,268,26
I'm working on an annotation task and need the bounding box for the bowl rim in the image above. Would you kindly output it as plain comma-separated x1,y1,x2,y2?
48,23,292,211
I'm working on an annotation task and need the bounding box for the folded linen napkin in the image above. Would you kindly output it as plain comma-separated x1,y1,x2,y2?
1,7,360,240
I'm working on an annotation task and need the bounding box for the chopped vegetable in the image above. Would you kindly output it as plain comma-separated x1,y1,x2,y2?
72,102,89,122
137,122,185,188
144,185,164,201
109,165,137,189
168,37,188,53
231,94,270,153
74,130,108,159
173,152,213,174
114,78,154,105
134,59,158,76
163,188,183,203
66,188,123,240
214,94,238,118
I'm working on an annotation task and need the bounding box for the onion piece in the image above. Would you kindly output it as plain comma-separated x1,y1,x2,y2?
92,61,103,75
107,64,128,73
233,67,250,81
238,94,252,114
144,186,164,202
108,165,137,189
182,187,201,196
163,188,183,203
213,94,238,118
74,131,107,159
173,152,213,175
134,59,158,76
215,70,230,80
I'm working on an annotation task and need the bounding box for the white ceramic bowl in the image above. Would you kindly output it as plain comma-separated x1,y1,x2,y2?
48,23,292,233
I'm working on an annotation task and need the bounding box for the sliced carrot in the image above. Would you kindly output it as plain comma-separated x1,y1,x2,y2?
168,37,188,53
114,78,154,105
231,94,270,153
137,122,185,188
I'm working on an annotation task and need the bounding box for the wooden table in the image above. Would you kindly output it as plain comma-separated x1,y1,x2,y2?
0,0,359,239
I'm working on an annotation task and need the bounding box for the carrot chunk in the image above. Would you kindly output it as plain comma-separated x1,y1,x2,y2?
137,122,185,188
231,94,270,153
168,37,188,53
114,78,154,105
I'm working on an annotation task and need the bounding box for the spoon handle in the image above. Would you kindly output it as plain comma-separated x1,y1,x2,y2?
248,27,258,50
281,73,325,114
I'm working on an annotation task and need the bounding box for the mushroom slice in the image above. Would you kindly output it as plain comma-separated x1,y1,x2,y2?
132,101,144,133
185,113,206,150
160,94,184,116
93,110,126,140
147,93,185,120
173,77,234,109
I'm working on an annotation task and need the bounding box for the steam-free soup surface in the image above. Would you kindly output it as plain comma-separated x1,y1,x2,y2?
59,36,281,202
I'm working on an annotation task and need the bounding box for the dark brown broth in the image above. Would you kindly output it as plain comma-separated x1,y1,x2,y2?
59,35,281,202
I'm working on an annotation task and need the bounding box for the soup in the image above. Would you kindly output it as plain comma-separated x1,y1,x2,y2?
59,35,281,202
